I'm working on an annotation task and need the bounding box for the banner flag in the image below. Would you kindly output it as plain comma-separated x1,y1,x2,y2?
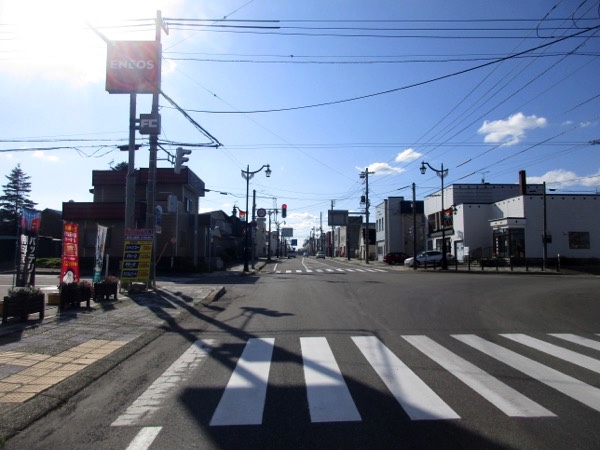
60,222,80,283
15,207,42,287
93,225,108,283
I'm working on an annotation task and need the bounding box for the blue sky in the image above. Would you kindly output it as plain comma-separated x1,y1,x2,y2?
1,0,599,245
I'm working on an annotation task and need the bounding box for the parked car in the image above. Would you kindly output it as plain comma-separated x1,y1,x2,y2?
383,252,410,265
404,251,444,267
287,251,297,258
316,251,326,259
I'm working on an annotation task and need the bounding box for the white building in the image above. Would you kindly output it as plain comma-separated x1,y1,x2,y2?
423,172,600,261
375,196,425,261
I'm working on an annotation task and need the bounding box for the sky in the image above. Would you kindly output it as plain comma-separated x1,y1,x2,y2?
1,0,600,246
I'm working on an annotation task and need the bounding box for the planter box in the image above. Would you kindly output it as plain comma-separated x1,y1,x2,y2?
59,284,91,310
2,293,45,324
93,283,118,302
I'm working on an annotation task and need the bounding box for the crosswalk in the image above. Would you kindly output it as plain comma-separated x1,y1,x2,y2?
113,332,600,430
273,267,387,274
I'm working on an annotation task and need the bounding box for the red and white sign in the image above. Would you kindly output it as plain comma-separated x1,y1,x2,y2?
106,41,161,94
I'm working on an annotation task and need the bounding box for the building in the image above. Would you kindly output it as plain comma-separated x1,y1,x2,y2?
423,171,600,261
62,167,208,271
375,197,425,261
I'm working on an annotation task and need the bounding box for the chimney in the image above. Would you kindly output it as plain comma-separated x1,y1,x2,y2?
519,170,527,195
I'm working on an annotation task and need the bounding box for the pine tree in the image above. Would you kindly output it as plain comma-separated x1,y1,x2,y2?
0,164,37,234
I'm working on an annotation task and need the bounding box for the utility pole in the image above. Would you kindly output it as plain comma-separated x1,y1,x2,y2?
412,183,417,270
330,200,335,256
145,10,168,287
360,168,374,263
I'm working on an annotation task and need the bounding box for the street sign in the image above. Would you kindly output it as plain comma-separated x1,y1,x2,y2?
257,208,266,218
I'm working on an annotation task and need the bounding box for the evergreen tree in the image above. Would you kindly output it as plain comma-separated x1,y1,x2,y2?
0,164,37,234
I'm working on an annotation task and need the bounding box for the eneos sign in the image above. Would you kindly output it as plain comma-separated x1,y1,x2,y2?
106,41,161,94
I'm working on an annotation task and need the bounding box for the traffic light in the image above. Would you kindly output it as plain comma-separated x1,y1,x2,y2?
281,204,287,218
175,147,192,174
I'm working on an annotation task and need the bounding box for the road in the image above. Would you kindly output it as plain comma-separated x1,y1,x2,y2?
4,257,600,449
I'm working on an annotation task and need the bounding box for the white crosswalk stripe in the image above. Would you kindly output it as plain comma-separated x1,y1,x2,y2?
273,267,388,274
210,338,275,426
115,332,600,429
453,334,600,414
353,335,459,420
402,335,554,417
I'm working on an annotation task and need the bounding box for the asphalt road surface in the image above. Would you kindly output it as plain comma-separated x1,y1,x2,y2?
4,258,600,449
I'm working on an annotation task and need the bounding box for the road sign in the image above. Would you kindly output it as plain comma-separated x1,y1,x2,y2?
257,208,266,218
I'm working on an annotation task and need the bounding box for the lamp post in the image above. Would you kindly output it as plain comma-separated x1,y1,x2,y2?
241,164,271,271
420,161,449,270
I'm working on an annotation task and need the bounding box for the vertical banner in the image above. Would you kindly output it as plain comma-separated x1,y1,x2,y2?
93,224,108,283
120,228,154,284
60,222,80,283
15,207,42,287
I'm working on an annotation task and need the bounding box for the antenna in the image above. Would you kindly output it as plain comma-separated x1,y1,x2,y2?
479,171,490,183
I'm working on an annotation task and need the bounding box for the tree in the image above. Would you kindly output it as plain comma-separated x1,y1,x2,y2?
111,162,128,171
0,164,37,234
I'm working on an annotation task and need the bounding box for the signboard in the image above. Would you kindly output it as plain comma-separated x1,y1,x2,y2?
61,222,80,283
256,208,266,218
15,208,42,287
281,227,293,238
106,41,161,94
328,210,349,226
139,113,161,135
120,228,154,283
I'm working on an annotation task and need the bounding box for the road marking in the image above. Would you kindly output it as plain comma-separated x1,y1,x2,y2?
112,340,214,427
296,270,303,273
352,336,460,420
300,337,361,422
210,338,275,426
454,334,600,413
403,335,554,417
316,269,323,272
550,333,600,352
306,269,313,273
326,269,334,272
126,427,162,450
501,333,600,374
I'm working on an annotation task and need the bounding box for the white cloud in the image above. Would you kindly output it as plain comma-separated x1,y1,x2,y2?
478,112,547,145
528,169,600,188
395,148,422,163
356,162,404,175
32,151,59,162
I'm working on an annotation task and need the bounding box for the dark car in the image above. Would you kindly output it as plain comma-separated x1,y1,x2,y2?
383,252,410,265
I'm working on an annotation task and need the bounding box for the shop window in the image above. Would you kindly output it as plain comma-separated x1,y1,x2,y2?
569,232,590,249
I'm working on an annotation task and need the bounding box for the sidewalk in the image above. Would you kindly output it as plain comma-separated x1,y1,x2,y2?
0,272,238,442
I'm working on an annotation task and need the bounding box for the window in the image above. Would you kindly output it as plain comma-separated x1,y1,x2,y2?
569,232,590,249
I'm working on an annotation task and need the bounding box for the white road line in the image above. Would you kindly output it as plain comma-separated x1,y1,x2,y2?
210,338,275,426
454,334,600,413
549,333,600,352
306,269,313,273
301,337,361,423
316,269,324,272
402,335,554,417
501,333,600,374
126,427,162,450
326,269,334,272
354,269,366,272
336,268,344,272
296,270,303,273
346,269,355,272
352,336,459,421
112,340,214,427
285,270,292,274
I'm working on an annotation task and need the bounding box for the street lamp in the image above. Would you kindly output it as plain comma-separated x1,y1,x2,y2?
420,161,449,270
241,164,271,271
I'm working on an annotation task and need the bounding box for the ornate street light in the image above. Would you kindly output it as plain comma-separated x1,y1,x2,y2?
420,161,449,270
241,164,271,271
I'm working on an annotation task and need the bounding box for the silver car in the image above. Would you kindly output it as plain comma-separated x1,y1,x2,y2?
403,251,443,267
316,251,325,259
